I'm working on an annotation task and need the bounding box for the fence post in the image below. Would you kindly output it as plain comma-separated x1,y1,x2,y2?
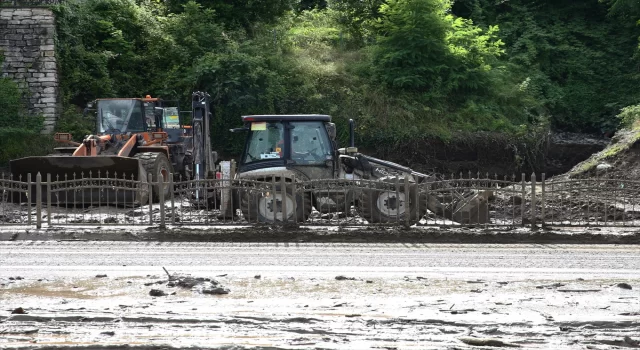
159,173,165,229
540,173,546,228
230,159,236,220
530,173,537,229
170,173,175,224
520,173,525,227
281,176,287,223
148,173,153,226
27,173,32,226
291,175,297,224
46,174,51,227
405,174,411,228
36,173,42,229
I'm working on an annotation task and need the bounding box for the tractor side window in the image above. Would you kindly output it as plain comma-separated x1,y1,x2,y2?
290,121,332,164
244,122,284,163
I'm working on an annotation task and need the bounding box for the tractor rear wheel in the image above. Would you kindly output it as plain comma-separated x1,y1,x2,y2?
135,152,173,203
314,191,354,215
357,177,419,224
240,182,312,223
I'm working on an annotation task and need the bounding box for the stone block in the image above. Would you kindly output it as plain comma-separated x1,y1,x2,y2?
42,107,56,114
39,77,56,82
43,62,56,69
39,44,54,51
30,9,51,16
43,87,55,93
6,34,22,40
43,50,55,57
40,98,56,103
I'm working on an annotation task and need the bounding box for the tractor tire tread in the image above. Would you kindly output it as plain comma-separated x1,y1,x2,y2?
357,178,419,224
240,182,311,223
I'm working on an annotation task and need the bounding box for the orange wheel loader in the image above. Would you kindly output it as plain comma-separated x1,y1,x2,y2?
9,91,217,206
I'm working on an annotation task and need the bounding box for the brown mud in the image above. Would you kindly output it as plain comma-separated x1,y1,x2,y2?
1,225,639,244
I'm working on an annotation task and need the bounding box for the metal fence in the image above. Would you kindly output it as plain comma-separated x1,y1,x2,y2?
1,171,640,229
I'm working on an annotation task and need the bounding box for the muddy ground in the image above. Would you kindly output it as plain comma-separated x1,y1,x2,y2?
1,260,639,349
1,225,640,244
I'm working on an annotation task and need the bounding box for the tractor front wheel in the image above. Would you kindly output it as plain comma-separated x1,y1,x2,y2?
240,183,312,223
135,152,173,203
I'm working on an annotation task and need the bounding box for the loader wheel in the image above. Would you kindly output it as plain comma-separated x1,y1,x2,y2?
240,182,312,223
358,178,419,224
135,152,173,203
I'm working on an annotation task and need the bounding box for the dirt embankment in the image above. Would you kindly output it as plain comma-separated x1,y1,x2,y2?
365,131,608,178
561,128,640,180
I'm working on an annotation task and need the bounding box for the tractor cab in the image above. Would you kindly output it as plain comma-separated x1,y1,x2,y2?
237,115,336,177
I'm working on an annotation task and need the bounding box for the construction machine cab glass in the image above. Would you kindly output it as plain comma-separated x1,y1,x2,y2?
97,99,145,134
241,116,333,166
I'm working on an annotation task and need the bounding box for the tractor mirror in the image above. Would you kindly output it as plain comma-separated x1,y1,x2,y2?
326,122,336,140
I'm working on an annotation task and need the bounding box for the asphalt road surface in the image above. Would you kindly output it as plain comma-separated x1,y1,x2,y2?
1,242,640,349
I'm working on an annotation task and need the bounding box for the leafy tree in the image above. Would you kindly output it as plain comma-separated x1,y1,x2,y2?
490,1,640,132
371,0,504,94
327,0,384,44
53,0,170,106
164,0,294,31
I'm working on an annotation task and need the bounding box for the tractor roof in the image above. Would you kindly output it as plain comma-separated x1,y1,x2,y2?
242,114,331,122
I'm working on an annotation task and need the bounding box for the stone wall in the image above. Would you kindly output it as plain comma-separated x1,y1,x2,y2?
0,7,58,133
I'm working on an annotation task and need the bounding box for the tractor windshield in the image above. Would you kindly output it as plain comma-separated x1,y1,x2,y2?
97,99,145,133
290,121,332,164
243,120,333,165
244,122,285,163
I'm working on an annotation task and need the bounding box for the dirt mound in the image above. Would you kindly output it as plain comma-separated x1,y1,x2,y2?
560,128,640,180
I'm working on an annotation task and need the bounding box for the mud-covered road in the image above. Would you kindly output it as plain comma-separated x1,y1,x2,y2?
1,242,640,349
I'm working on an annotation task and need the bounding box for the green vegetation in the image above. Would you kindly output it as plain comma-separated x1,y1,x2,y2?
43,0,640,160
0,54,51,166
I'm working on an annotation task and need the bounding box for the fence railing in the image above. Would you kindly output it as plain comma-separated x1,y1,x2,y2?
1,172,640,229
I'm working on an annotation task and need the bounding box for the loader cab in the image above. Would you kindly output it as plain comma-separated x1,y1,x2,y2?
94,96,181,135
238,115,335,173
96,99,146,134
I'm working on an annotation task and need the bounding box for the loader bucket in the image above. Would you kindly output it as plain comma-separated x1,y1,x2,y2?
9,156,149,207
